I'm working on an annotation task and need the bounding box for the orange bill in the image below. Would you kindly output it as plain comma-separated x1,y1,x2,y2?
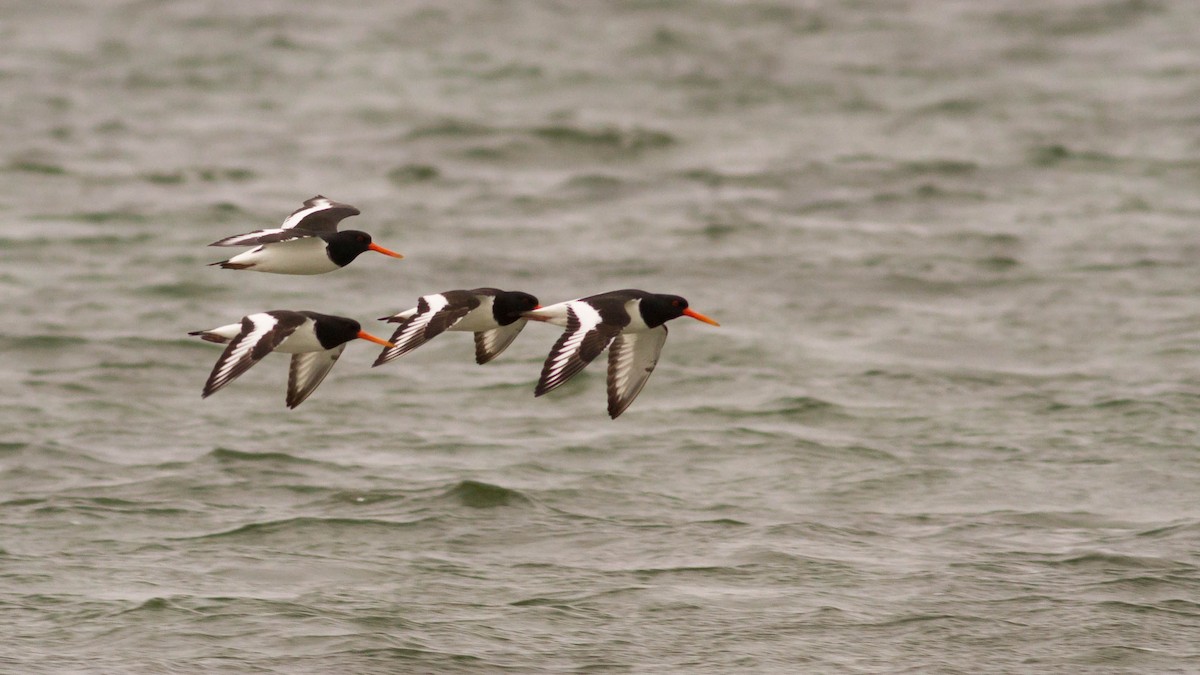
683,308,720,326
368,243,404,259
357,330,396,348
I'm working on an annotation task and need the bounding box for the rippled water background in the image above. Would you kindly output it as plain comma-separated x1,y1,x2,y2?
3,1,1200,672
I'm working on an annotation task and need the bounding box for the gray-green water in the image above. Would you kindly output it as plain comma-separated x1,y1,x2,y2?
3,1,1200,672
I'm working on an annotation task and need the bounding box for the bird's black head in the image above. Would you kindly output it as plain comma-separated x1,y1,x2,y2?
639,294,690,328
492,291,541,326
639,293,720,328
323,230,376,267
308,312,364,349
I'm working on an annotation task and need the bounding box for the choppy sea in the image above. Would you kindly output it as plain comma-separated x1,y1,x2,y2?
2,1,1200,672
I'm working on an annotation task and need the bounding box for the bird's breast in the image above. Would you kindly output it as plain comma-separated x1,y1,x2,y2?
273,323,325,353
230,237,340,275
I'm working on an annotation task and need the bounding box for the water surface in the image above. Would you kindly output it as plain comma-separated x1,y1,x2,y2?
2,1,1199,672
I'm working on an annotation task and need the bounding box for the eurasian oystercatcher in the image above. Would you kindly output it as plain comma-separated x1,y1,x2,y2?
523,289,719,419
208,196,403,274
373,288,540,366
190,310,394,408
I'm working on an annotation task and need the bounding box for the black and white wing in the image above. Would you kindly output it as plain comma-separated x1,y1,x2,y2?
278,195,359,233
202,312,305,398
374,291,477,366
534,302,621,397
286,345,346,408
208,228,309,247
209,196,360,247
606,326,668,419
473,319,528,365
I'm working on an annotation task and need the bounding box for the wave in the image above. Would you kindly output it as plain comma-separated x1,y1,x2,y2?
530,124,674,150
406,118,496,139
176,516,433,541
203,447,330,467
404,117,676,163
135,281,225,299
441,480,531,509
31,496,192,517
1053,551,1190,571
0,334,80,351
407,117,675,149
1135,521,1200,539
686,395,852,423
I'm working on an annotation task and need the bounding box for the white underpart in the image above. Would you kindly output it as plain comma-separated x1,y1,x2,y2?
224,237,337,275
280,198,335,229
450,295,497,332
543,301,604,383
272,321,323,353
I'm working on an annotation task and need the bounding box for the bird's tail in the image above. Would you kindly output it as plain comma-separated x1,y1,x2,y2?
188,330,230,344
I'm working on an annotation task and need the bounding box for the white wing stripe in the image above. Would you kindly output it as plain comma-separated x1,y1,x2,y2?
213,313,278,385
542,302,603,385
280,198,334,230
216,229,287,245
375,294,467,366
549,302,597,369
396,294,450,348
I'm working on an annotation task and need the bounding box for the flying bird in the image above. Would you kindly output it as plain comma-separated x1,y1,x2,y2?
208,196,403,274
374,288,540,367
524,289,719,419
190,310,394,408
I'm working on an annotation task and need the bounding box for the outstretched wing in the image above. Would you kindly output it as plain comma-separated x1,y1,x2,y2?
279,195,359,233
373,292,476,366
534,302,620,397
474,319,529,364
209,196,360,247
208,228,311,247
202,312,305,398
286,344,346,408
606,326,668,419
